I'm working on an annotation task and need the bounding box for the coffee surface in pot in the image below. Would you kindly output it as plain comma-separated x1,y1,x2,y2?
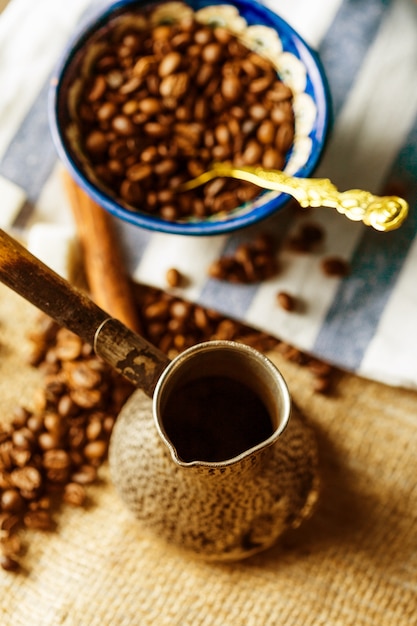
162,376,273,463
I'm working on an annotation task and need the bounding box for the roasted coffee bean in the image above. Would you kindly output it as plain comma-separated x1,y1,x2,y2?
257,119,276,144
275,121,295,152
57,394,79,418
1,534,22,559
262,146,285,170
67,362,103,390
85,130,108,155
321,256,351,277
286,220,324,254
38,431,61,451
111,114,136,136
97,101,118,122
42,449,71,483
1,490,24,514
63,482,87,507
85,418,102,442
55,330,84,360
11,407,30,429
68,12,295,221
0,471,11,489
10,467,42,492
83,440,107,462
71,464,97,485
300,222,325,246
87,75,107,102
241,139,263,165
12,428,35,450
159,51,182,77
120,179,144,204
166,267,183,288
277,343,306,365
11,449,31,469
312,375,332,394
28,496,51,512
308,359,333,377
0,512,19,534
277,291,297,312
0,554,20,572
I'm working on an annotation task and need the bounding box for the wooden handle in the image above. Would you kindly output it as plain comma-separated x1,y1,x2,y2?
0,228,169,396
62,170,143,333
0,228,109,344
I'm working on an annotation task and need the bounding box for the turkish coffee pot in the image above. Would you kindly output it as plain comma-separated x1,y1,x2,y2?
0,228,319,560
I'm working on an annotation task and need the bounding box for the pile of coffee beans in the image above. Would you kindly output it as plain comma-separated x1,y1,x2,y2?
0,317,133,572
206,220,350,284
134,283,280,357
134,282,336,392
72,10,295,220
207,233,278,284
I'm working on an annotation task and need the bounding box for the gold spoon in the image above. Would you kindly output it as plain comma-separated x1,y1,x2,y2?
177,162,408,232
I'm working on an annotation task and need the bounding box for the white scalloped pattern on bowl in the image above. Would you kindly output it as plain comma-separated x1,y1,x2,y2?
184,3,316,179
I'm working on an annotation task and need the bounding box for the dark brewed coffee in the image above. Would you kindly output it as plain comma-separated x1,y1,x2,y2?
162,376,273,463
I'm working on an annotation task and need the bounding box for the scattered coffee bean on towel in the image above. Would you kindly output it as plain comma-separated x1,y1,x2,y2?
321,256,351,277
166,267,183,288
286,221,325,253
276,291,297,312
208,233,278,283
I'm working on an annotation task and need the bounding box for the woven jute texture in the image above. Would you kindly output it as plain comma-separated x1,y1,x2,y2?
0,284,416,626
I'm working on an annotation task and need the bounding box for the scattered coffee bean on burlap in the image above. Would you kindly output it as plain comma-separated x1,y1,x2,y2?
312,375,332,394
0,553,19,572
0,314,134,572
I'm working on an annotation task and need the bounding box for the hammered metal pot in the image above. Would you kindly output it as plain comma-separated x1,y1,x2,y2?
109,341,320,561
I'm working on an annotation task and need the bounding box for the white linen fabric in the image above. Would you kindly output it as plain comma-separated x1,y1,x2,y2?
0,0,416,388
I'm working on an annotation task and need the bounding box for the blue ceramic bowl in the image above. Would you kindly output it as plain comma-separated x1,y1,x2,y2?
49,0,331,236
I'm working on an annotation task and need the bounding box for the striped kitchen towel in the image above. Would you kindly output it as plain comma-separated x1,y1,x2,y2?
0,0,416,388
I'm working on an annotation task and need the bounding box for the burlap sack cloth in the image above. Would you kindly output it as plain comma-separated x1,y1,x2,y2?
0,284,416,625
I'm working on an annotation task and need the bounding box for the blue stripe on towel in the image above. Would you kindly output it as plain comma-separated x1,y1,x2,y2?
312,114,417,370
318,0,391,117
0,79,57,204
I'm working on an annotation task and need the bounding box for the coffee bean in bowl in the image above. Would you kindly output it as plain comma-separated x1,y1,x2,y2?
49,0,331,235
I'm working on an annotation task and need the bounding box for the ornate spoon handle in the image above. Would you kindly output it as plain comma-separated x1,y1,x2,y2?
179,163,408,232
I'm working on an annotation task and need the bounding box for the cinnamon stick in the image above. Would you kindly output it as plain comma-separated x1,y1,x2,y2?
62,170,143,334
